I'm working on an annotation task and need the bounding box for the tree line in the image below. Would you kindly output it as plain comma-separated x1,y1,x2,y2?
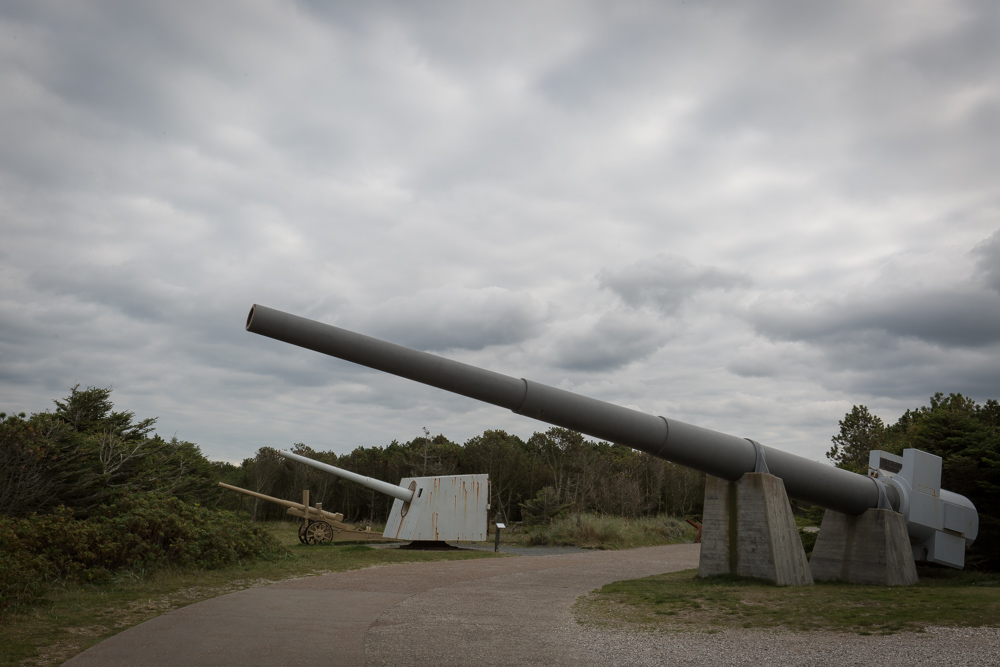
4,386,996,568
0,386,705,526
223,427,706,526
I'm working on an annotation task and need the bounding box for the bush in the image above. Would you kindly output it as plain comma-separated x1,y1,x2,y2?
799,529,818,555
526,513,693,549
0,494,288,613
520,486,571,526
0,524,51,611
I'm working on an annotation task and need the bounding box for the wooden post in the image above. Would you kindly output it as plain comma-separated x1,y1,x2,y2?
302,489,310,528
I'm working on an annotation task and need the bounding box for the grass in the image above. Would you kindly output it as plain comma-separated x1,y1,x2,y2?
0,521,501,667
575,567,1000,635
503,513,697,549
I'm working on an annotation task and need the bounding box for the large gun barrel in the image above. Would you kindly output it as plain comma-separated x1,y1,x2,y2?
247,304,883,516
278,449,415,503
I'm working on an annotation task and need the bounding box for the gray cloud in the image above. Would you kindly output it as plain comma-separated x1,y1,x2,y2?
355,285,547,352
973,230,1000,294
552,311,669,372
840,348,1000,401
27,263,178,323
748,230,1000,351
2,2,999,463
736,232,1000,405
751,289,1000,349
598,255,750,316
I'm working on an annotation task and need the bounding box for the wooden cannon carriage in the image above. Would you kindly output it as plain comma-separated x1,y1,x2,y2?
218,482,358,544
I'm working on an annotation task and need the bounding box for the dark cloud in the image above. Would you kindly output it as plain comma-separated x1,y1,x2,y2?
735,231,1000,405
811,334,1000,402
902,3,1000,84
839,348,1000,401
536,12,679,109
27,263,176,323
973,229,1000,294
552,311,668,372
751,289,1000,349
1,2,998,463
355,286,547,352
598,255,750,316
735,253,1000,410
725,329,1000,414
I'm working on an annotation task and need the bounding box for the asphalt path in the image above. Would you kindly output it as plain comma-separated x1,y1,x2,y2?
64,544,701,667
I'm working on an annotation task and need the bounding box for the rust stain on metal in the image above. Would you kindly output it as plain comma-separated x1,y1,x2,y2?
382,474,489,542
394,505,405,539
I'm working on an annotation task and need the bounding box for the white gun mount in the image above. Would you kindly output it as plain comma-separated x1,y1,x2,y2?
278,449,489,543
869,449,978,568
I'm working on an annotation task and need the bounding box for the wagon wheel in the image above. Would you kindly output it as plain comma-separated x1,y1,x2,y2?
298,522,309,544
305,520,334,544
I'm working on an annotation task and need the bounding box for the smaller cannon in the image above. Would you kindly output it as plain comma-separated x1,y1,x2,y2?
278,450,489,544
218,482,355,544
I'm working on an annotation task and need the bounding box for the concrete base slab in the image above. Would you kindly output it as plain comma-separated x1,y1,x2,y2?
698,473,813,586
810,508,918,586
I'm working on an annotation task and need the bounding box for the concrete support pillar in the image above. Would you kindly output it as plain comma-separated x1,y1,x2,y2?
809,508,918,586
698,473,813,586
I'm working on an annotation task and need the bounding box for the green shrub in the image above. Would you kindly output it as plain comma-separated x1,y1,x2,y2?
520,486,571,526
799,529,819,555
0,494,289,614
90,493,289,570
0,523,51,611
526,513,693,549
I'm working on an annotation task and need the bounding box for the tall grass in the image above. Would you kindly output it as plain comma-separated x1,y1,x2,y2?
523,513,695,549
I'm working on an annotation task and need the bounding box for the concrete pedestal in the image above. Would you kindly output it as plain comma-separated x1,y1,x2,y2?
809,508,918,586
698,473,813,586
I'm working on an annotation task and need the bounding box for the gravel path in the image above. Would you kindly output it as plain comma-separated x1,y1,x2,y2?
365,544,700,666
438,542,590,556
570,625,1000,666
65,544,1000,666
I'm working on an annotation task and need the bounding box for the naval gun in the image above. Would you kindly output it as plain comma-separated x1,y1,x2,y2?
245,304,978,569
276,450,489,544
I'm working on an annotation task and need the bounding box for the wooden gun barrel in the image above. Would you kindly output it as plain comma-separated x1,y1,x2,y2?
217,482,354,529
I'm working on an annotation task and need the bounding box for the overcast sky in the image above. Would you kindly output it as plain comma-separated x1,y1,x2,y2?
2,1,998,465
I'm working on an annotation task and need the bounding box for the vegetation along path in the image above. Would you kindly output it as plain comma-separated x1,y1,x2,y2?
61,544,1000,666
